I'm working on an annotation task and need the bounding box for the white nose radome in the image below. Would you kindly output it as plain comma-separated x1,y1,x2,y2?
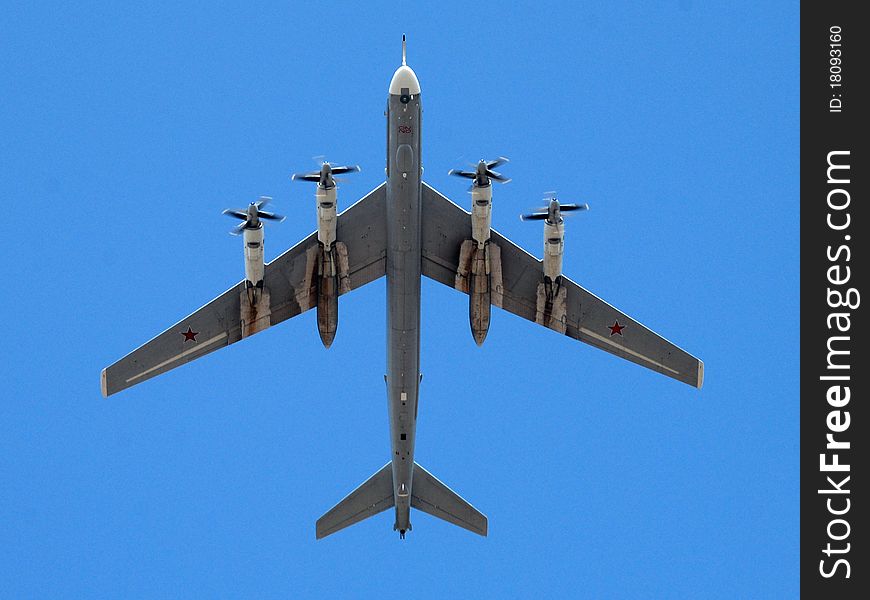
389,65,421,96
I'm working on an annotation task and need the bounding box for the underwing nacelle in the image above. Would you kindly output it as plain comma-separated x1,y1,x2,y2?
448,157,511,345
521,195,589,285
521,196,588,333
292,162,360,347
222,197,284,306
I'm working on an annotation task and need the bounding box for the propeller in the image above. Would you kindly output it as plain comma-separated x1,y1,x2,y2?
292,158,361,187
222,196,285,235
520,193,589,222
448,156,511,187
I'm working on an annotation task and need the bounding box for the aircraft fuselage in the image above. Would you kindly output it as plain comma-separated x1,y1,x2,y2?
385,66,423,534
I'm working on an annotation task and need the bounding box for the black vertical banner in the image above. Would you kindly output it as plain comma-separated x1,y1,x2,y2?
801,3,867,597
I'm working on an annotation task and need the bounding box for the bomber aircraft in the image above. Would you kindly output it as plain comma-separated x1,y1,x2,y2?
101,38,703,540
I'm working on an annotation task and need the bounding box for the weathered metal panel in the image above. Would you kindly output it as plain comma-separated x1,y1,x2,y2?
240,287,271,338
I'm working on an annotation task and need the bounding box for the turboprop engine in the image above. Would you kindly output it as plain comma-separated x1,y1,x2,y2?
292,160,360,348
448,156,510,247
223,197,285,306
521,194,589,282
521,194,589,333
448,157,510,345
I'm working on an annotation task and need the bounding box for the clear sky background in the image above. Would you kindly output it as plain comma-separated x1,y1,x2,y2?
1,2,798,598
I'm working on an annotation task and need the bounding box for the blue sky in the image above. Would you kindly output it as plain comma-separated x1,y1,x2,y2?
1,2,798,598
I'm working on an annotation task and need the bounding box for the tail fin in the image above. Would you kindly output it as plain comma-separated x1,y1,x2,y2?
316,462,394,539
411,462,488,536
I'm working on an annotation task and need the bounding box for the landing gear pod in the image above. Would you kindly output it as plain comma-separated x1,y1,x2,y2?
456,240,503,346
317,246,339,348
315,242,351,348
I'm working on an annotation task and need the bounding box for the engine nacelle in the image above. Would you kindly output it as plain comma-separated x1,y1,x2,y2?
313,180,339,347
468,182,495,343
243,225,265,303
537,220,567,334
294,162,359,250
542,220,564,282
470,184,493,247
239,224,271,338
292,164,357,347
316,185,338,250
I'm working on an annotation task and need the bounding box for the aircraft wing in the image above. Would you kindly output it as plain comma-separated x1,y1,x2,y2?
421,182,703,388
101,183,387,397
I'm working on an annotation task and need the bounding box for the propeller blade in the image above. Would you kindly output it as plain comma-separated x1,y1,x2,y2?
486,156,509,170
229,222,247,236
487,170,511,183
448,169,476,179
259,211,285,222
254,196,272,209
561,203,590,212
330,165,361,175
222,209,248,220
520,212,548,221
291,173,321,182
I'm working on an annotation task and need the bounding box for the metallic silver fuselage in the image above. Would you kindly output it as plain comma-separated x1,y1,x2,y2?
385,91,422,532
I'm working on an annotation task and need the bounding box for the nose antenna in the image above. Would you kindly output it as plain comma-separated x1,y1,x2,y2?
402,34,406,66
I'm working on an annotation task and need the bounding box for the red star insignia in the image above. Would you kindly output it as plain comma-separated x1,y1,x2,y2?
608,321,625,336
181,327,199,342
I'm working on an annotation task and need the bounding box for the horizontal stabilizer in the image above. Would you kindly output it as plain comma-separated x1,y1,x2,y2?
411,462,487,536
316,462,394,539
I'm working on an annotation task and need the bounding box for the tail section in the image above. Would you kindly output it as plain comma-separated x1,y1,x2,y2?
411,462,488,536
315,461,487,538
316,462,394,539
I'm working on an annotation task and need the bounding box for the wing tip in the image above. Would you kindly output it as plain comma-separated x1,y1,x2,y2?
696,359,704,389
100,367,109,398
315,517,338,540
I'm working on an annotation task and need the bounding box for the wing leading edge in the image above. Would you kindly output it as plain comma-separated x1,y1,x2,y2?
420,182,703,388
101,183,387,397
